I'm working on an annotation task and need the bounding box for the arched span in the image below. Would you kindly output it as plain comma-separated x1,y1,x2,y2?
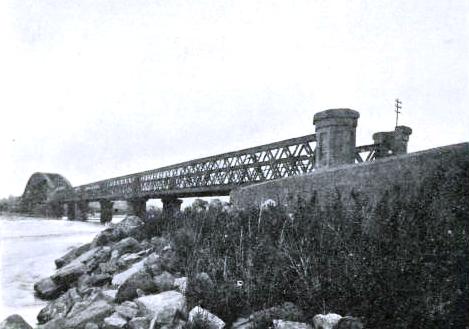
20,172,72,215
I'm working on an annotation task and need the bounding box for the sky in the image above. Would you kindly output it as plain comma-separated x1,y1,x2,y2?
0,0,468,200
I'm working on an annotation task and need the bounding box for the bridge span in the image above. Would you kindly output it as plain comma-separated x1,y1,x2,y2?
20,109,411,222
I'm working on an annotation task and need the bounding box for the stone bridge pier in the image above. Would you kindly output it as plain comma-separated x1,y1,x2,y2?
162,197,183,217
127,197,183,219
64,201,89,221
76,201,89,221
99,200,114,224
48,202,65,218
66,202,76,220
127,198,148,218
61,197,185,223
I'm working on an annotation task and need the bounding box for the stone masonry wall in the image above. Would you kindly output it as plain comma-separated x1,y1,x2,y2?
231,142,469,217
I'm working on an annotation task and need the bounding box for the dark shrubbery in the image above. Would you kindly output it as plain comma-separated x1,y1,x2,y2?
145,169,468,328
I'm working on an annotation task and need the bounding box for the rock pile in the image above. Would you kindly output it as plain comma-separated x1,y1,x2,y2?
30,216,193,329
0,314,33,329
1,215,364,329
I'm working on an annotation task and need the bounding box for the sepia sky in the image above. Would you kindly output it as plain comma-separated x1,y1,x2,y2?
0,0,468,199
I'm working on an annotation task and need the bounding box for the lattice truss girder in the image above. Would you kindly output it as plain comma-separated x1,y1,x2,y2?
138,142,316,192
58,135,379,201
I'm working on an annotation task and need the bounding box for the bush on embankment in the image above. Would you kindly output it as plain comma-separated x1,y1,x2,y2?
144,169,469,329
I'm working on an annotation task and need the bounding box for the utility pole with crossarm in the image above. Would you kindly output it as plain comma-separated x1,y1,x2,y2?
395,98,402,128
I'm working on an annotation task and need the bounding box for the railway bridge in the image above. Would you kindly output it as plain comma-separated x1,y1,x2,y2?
20,109,411,222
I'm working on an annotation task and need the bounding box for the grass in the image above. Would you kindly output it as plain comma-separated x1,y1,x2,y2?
143,167,469,329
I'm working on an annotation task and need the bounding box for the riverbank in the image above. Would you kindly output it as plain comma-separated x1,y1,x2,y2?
26,211,345,329
2,189,467,328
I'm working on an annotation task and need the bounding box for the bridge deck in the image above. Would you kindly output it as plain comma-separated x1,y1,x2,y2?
56,134,377,202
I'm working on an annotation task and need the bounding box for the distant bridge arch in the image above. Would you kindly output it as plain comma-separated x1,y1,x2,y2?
20,172,73,215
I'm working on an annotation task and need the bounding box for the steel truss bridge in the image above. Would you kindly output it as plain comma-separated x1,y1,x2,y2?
54,134,378,203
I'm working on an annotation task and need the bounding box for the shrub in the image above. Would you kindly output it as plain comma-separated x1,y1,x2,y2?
146,168,468,328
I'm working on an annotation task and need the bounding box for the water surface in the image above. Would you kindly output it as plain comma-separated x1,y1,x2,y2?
0,214,105,325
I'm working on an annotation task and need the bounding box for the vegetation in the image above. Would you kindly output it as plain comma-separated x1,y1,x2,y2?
0,195,20,212
143,169,468,329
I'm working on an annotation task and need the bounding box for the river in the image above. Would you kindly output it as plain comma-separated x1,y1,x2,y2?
0,214,106,326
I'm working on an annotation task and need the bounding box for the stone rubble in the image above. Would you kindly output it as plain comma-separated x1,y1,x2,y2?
188,306,225,329
273,320,312,329
0,314,33,329
7,215,364,329
312,313,342,329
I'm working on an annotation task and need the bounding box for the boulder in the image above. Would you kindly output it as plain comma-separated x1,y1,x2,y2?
76,274,91,293
192,199,208,212
150,237,170,252
128,317,150,329
51,261,88,287
239,302,303,329
88,273,113,287
99,261,119,275
91,246,112,265
174,277,188,294
189,272,214,296
102,289,118,302
116,270,157,302
84,323,99,329
113,237,142,255
0,314,33,329
231,317,251,329
112,258,146,286
144,253,162,276
159,249,179,272
115,301,139,319
154,271,175,292
195,272,214,288
34,277,66,300
103,312,127,329
139,239,152,250
221,201,232,213
136,290,186,324
37,288,82,324
92,228,118,247
63,299,114,329
208,199,224,211
67,286,83,301
117,252,143,268
75,246,112,271
87,289,119,304
336,316,363,329
39,317,66,329
312,313,342,329
111,216,145,240
74,247,101,264
110,249,120,262
55,243,91,269
66,300,91,320
160,319,186,329
37,299,67,324
273,320,312,329
78,273,112,291
188,306,225,329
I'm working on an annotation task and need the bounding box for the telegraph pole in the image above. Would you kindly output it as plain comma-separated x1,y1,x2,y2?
395,98,402,128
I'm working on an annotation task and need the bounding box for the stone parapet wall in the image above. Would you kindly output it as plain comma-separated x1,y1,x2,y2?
231,142,469,215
